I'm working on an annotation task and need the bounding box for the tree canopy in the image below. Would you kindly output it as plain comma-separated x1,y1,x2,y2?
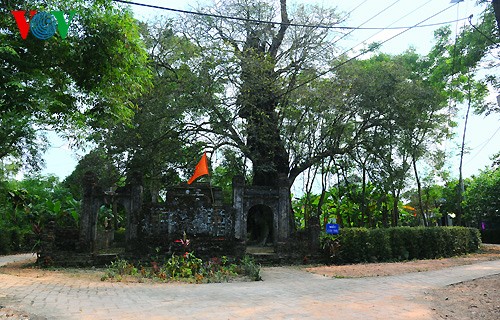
0,0,151,172
2,0,499,230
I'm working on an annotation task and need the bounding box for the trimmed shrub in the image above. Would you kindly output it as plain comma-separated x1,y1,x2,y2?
390,227,410,260
367,228,391,262
322,226,481,264
336,228,370,263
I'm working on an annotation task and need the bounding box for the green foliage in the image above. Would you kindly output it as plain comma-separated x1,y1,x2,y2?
102,254,261,283
0,226,13,255
96,20,217,196
0,0,151,170
113,228,126,245
63,149,122,200
321,227,481,264
108,259,138,276
293,182,400,230
240,255,262,281
367,228,392,261
0,225,32,254
335,228,370,263
0,174,80,254
424,14,495,106
211,149,248,203
8,175,80,228
463,167,500,228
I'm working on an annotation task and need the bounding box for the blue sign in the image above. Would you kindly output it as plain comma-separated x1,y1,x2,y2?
326,223,339,235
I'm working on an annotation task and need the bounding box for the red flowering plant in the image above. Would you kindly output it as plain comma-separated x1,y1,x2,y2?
173,231,191,257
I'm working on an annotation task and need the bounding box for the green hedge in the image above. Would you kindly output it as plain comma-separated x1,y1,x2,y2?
322,226,481,264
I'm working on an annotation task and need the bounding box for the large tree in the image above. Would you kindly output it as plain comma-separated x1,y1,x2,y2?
177,0,348,188
0,0,150,172
95,20,218,198
332,52,450,227
142,0,464,196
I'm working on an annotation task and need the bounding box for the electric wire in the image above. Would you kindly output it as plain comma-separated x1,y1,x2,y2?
464,125,500,165
343,0,369,20
328,0,368,45
312,0,434,86
319,0,405,73
341,0,433,56
447,2,462,124
468,15,500,47
282,2,461,96
331,0,401,45
112,0,468,30
115,0,465,96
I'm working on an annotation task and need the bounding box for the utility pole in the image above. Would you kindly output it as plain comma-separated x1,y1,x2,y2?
457,75,472,226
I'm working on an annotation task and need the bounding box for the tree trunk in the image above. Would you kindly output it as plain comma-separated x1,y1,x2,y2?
244,108,290,187
412,157,428,226
237,0,290,188
392,191,399,227
317,183,327,229
381,199,389,228
424,186,431,226
317,159,332,229
360,165,367,227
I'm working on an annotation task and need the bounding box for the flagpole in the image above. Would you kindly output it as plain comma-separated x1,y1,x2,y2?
208,173,215,205
205,152,214,204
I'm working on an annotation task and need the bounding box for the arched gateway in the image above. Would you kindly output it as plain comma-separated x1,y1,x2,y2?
232,175,293,245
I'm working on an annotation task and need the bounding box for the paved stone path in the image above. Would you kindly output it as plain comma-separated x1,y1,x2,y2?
1,254,499,319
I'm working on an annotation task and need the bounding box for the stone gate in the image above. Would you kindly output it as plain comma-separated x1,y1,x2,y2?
77,172,293,257
232,174,293,245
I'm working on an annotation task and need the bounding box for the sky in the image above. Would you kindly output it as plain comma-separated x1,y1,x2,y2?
41,0,500,184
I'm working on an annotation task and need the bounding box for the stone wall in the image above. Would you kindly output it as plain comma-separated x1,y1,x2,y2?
75,171,295,262
135,184,243,258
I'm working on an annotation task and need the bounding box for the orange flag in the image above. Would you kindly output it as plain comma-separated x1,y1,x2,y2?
188,152,210,184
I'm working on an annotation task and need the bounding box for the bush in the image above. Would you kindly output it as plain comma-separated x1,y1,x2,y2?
336,228,370,263
102,254,261,283
114,228,126,245
241,255,262,281
367,228,392,262
0,228,12,255
322,226,481,264
0,226,32,255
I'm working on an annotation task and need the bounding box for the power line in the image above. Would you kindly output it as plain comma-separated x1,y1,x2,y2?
321,0,404,69
465,125,500,165
314,0,433,81
329,0,369,44
468,15,500,47
343,0,370,19
332,0,402,45
116,0,463,97
112,0,468,31
344,0,433,54
282,2,461,96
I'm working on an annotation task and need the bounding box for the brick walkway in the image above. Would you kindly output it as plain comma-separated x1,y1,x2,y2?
1,254,499,319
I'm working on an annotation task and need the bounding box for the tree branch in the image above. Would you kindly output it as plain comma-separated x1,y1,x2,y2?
269,0,290,58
